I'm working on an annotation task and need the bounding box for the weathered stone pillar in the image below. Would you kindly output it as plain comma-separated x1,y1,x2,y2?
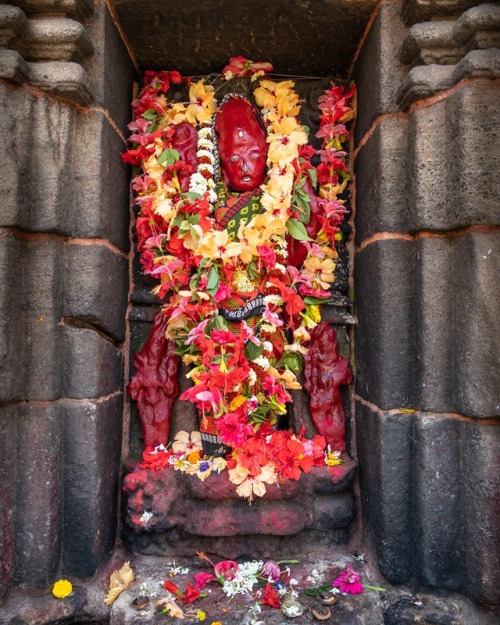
353,0,499,606
0,0,135,597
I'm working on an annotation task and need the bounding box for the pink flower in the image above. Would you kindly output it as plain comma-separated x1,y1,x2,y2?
193,571,216,590
214,282,232,303
332,566,364,594
217,413,254,447
213,560,239,580
260,560,281,582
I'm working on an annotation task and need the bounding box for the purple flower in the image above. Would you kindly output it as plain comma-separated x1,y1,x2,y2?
332,566,364,594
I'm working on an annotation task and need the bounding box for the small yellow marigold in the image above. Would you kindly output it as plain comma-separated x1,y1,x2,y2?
187,450,201,464
196,609,206,621
211,622,223,625
309,305,321,323
229,395,246,411
52,579,73,599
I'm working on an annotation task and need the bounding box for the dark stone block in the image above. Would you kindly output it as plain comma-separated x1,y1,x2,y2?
64,243,128,342
354,118,409,243
462,421,500,605
60,325,123,398
355,234,500,416
0,85,130,250
356,401,414,583
0,236,126,402
0,407,17,599
14,403,62,587
413,416,464,588
353,2,408,145
356,85,500,242
355,239,418,410
62,395,123,577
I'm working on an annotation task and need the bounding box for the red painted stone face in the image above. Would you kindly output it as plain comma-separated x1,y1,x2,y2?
215,98,267,192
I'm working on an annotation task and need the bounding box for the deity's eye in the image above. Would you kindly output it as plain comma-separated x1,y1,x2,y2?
229,155,240,162
250,152,261,159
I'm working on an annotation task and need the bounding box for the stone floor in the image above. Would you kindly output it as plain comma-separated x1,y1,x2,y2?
1,548,498,625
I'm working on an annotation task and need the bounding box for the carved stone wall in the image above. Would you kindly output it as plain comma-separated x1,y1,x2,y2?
353,0,499,606
0,0,135,598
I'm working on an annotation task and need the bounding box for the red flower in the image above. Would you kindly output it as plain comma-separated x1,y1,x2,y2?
163,580,182,595
261,582,281,608
276,438,313,481
183,582,201,604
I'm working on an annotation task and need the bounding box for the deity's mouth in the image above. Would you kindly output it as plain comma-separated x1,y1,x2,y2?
241,176,252,182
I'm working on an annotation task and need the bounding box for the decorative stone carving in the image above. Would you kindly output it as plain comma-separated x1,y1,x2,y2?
0,1,95,103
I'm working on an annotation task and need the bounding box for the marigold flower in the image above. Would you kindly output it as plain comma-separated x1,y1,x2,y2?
52,579,72,599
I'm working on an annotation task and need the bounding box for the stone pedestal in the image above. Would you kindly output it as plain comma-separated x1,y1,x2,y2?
123,458,356,560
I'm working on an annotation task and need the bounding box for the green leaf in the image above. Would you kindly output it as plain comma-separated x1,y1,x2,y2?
293,185,311,224
244,341,264,361
188,224,199,247
246,261,259,281
157,148,180,167
206,266,219,295
183,191,202,200
286,217,311,241
303,295,329,305
142,108,157,120
274,351,302,373
307,167,317,188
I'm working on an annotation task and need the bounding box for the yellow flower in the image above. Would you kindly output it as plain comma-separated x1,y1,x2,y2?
187,79,217,123
172,430,203,455
229,395,246,411
196,609,207,621
303,256,336,290
228,462,277,501
309,305,321,323
319,180,348,200
195,230,243,264
52,579,72,599
237,224,263,264
267,366,302,390
211,622,223,625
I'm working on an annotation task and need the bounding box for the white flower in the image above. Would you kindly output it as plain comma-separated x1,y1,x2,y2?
198,127,212,140
248,369,257,385
260,323,277,334
263,294,281,305
197,148,215,161
262,341,273,353
197,138,213,150
253,356,270,371
139,511,153,525
199,162,214,174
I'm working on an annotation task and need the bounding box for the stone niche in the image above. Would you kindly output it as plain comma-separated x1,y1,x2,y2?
122,73,358,560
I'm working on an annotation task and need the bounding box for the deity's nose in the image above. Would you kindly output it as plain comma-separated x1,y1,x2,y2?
241,160,249,173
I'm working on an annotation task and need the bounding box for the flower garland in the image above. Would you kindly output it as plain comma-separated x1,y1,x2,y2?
123,58,355,500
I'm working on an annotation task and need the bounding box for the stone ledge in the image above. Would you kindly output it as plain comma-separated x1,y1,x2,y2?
400,21,466,66
401,0,480,26
453,3,500,49
396,48,500,109
16,17,94,63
